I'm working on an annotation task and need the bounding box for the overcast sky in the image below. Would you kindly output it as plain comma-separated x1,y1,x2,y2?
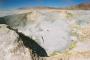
0,0,90,9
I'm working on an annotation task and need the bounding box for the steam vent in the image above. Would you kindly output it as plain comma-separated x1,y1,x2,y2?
0,9,90,60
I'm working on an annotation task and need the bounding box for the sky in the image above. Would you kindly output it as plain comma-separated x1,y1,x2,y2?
0,0,90,10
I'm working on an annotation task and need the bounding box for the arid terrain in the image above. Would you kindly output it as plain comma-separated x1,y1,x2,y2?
67,3,90,10
0,8,90,60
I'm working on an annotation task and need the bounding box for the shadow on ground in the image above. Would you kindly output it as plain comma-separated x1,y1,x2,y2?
18,32,48,57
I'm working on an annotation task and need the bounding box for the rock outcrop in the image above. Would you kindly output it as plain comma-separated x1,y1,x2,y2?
0,24,47,60
0,24,32,60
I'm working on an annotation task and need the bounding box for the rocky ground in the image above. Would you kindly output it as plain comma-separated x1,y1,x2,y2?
0,9,90,60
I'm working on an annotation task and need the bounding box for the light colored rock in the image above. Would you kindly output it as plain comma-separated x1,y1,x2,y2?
0,24,32,60
46,51,90,60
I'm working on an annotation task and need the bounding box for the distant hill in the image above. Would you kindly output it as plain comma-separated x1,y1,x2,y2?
67,3,90,10
18,6,63,10
17,3,90,10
